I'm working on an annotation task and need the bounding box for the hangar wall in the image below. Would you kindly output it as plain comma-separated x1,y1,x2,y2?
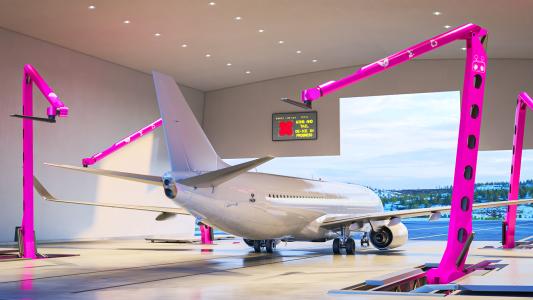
0,28,204,243
204,59,533,158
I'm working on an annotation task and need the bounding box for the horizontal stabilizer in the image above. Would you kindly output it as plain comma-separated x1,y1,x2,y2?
34,176,190,217
179,156,274,188
45,163,163,186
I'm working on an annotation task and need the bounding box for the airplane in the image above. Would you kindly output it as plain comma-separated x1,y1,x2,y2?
34,71,533,255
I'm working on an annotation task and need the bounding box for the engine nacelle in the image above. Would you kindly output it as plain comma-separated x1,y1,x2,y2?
162,173,177,199
369,222,408,250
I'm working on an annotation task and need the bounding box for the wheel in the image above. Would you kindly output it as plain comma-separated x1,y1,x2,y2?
265,240,275,253
332,238,341,255
345,238,356,255
253,240,261,253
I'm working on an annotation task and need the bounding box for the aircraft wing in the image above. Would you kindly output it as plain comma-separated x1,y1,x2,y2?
319,199,533,230
34,177,190,220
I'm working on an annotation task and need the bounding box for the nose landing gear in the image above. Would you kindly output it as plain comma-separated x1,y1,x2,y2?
245,239,277,253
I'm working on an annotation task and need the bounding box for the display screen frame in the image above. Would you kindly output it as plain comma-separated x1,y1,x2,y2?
272,111,318,141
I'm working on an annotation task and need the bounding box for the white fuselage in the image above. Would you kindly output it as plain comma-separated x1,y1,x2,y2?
172,172,383,241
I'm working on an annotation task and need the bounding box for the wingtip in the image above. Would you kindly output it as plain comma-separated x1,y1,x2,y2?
32,176,55,201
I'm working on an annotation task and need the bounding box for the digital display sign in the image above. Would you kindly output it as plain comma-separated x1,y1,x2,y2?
272,111,317,141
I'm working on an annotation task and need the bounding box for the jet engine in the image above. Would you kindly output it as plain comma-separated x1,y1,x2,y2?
369,222,408,250
162,173,177,199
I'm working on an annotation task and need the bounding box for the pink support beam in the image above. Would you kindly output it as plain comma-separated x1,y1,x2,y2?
299,23,488,284
82,118,162,167
503,91,533,249
16,64,68,259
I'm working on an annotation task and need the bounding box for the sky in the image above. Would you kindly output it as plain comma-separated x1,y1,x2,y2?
225,91,533,190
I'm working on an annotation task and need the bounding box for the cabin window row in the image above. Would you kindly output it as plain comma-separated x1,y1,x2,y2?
268,194,324,199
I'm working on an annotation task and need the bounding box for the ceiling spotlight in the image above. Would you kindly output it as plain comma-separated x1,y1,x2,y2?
181,44,188,48
234,16,242,21
461,47,467,51
88,5,96,10
123,20,131,24
245,70,251,74
433,11,442,16
154,33,161,37
258,29,265,33
205,54,211,58
208,1,216,6
444,25,451,29
278,40,284,44
296,50,302,54
312,59,318,63
226,63,232,66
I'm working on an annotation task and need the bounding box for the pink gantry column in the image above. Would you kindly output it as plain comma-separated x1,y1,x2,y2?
503,91,533,249
298,24,488,284
16,64,68,258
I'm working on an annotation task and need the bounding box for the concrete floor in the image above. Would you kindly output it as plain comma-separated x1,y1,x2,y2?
0,238,532,300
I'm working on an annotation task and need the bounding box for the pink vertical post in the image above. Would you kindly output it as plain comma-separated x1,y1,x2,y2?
298,24,487,284
200,224,213,244
426,30,487,284
503,91,533,249
21,69,36,259
17,65,68,259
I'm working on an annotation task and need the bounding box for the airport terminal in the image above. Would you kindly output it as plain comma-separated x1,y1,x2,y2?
1,1,533,299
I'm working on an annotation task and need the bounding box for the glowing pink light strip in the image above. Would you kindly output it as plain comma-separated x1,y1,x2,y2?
300,23,488,284
21,64,68,258
503,91,533,249
81,118,162,167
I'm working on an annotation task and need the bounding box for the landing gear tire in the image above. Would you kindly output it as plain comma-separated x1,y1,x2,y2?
243,239,254,247
253,240,261,253
345,238,356,255
265,240,275,253
332,238,341,255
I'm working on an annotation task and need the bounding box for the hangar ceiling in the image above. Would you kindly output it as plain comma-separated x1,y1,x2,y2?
0,0,532,91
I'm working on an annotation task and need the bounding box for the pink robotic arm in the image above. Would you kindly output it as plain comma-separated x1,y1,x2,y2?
503,91,533,249
301,23,486,103
297,23,488,284
82,118,162,167
12,64,69,122
12,64,69,259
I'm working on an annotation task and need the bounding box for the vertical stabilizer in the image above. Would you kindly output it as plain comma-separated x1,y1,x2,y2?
152,71,227,172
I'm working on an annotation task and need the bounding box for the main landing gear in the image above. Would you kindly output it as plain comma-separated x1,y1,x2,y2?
332,227,357,255
244,239,277,253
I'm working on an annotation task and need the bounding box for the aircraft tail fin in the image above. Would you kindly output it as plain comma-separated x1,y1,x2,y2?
152,71,227,172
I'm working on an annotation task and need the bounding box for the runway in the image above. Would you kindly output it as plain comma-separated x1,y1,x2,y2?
405,219,533,241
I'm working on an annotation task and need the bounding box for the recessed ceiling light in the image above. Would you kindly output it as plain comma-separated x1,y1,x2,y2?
258,29,265,33
208,2,216,6
433,11,442,16
226,63,232,66
312,59,318,63
245,70,251,74
444,25,451,29
234,16,242,21
205,54,211,58
88,5,96,10
181,44,188,48
278,40,285,44
123,20,131,24
296,50,302,54
154,33,161,37
461,47,467,51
